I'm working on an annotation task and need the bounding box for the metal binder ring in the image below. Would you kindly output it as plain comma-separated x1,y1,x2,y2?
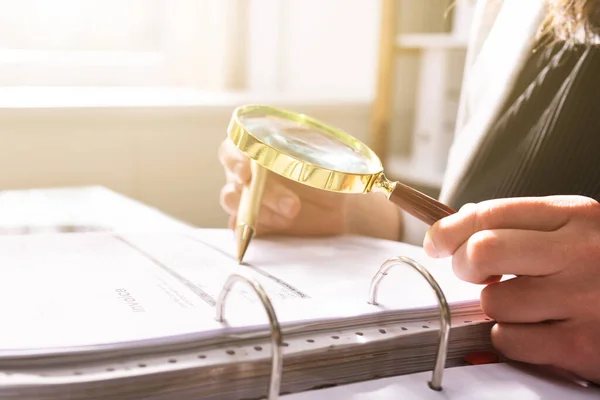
216,272,284,400
368,256,451,391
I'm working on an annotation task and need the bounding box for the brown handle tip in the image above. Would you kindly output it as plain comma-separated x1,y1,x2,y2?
389,182,456,226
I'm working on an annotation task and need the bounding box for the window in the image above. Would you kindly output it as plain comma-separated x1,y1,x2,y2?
0,0,380,99
0,0,235,90
246,0,380,99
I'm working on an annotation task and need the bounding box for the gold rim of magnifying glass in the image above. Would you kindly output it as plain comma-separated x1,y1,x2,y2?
227,104,388,194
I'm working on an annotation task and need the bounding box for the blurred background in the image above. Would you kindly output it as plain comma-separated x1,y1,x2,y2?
0,0,475,230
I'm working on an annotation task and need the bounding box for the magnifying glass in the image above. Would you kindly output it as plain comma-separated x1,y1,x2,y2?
227,104,457,262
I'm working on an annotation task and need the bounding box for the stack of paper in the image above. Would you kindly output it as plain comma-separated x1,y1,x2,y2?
0,229,494,399
283,363,600,399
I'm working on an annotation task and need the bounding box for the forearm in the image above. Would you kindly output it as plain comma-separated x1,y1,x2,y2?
343,192,403,241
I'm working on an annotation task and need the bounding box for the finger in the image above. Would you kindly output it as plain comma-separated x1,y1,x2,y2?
276,176,346,209
227,212,285,236
226,162,252,185
424,196,574,258
218,140,251,184
246,194,343,236
480,276,570,323
220,181,243,216
282,199,346,236
491,322,561,367
221,182,300,233
217,139,246,168
227,209,295,233
451,228,567,283
220,178,301,219
227,190,347,237
459,202,477,212
249,174,342,220
494,321,600,383
228,199,346,238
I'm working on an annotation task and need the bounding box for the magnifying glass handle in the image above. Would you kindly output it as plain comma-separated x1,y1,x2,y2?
389,182,456,226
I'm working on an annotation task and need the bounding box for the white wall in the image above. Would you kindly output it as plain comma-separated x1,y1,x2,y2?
247,0,380,99
278,0,380,97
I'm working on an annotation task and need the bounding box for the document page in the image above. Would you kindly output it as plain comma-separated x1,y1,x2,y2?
0,233,223,355
181,229,485,313
116,230,485,335
0,229,484,357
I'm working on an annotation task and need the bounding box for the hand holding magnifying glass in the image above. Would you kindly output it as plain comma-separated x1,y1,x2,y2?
227,105,457,262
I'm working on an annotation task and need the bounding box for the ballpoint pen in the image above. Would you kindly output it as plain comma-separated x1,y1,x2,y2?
236,160,268,263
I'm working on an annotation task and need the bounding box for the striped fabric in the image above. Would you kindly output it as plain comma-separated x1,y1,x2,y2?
448,39,600,209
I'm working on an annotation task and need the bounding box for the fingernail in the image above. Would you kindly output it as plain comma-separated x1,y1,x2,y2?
459,202,477,213
278,197,295,216
423,232,439,258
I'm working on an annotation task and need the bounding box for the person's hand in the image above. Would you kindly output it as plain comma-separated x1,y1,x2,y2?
423,195,600,384
217,139,402,239
218,136,345,236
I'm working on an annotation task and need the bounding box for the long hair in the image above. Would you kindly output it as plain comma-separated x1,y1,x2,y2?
540,0,600,44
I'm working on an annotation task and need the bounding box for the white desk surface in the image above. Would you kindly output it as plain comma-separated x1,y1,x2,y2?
0,186,193,235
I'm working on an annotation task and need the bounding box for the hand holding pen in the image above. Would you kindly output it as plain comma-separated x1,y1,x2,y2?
218,139,352,262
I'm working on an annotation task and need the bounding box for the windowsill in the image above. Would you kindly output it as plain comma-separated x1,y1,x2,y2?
0,87,372,112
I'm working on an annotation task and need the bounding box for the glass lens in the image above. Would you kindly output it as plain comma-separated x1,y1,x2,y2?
239,113,381,174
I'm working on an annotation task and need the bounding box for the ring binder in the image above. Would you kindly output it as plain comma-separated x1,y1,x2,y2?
368,256,451,391
216,271,284,400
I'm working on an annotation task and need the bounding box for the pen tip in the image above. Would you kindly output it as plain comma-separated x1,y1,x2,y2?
236,224,254,264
